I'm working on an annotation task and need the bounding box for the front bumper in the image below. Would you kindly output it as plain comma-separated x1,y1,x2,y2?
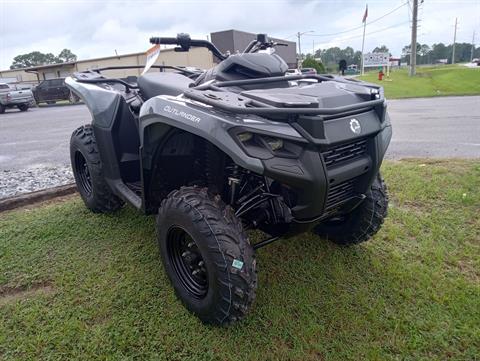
7,97,34,105
261,111,392,220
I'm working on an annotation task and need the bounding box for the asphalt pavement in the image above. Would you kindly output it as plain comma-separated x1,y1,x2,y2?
387,96,480,159
1,96,479,172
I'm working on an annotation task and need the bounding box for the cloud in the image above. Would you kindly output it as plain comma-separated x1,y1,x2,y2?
1,0,479,69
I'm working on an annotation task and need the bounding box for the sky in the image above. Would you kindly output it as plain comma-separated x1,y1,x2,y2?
1,0,479,69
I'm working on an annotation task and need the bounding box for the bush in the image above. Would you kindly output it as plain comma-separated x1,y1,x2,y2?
302,57,326,74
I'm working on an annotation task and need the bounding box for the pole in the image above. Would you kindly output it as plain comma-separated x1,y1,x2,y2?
409,0,418,76
452,17,457,64
361,21,366,76
297,32,302,62
471,30,475,62
312,40,315,57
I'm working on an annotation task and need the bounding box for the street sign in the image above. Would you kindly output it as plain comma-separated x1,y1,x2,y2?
363,52,389,67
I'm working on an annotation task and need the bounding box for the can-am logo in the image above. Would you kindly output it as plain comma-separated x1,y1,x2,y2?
163,105,200,123
349,118,361,134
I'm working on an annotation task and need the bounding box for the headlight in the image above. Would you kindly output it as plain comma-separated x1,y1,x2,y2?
263,137,284,151
237,132,253,142
235,131,302,159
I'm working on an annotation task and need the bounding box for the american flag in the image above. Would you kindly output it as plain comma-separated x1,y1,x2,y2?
362,4,368,23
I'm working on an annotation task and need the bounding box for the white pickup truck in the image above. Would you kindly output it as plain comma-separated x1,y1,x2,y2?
0,83,35,114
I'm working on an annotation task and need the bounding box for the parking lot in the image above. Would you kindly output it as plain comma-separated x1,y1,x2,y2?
1,96,480,197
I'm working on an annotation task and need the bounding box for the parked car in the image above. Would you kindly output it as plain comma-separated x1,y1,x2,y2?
0,83,35,113
300,67,317,75
32,78,80,104
285,68,301,76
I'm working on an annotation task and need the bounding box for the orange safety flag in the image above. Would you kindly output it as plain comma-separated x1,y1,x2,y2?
142,44,161,75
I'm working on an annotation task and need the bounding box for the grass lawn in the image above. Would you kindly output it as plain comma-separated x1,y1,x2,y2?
359,65,480,99
1,159,479,360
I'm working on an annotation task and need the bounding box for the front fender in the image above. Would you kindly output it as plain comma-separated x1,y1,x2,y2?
139,95,269,174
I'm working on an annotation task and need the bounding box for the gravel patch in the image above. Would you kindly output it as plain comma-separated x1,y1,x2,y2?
0,165,74,199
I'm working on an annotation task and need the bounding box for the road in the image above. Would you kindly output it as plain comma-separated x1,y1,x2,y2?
1,96,479,172
0,104,90,170
387,96,480,159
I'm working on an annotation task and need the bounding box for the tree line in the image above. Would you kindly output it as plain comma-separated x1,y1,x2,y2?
10,49,77,69
303,42,479,69
401,42,479,65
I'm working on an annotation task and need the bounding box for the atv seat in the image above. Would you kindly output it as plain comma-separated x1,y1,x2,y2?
138,72,193,99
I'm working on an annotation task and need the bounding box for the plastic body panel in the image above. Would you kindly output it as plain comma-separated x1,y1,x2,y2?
139,94,392,219
66,75,392,221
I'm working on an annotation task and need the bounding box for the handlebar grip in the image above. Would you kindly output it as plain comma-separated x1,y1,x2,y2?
149,37,178,45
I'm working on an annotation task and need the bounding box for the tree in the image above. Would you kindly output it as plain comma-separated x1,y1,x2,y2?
372,45,390,55
419,44,431,64
430,43,448,62
58,49,77,62
302,56,326,74
10,49,77,69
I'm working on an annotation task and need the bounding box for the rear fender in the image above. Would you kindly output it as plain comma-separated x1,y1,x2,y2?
65,77,120,128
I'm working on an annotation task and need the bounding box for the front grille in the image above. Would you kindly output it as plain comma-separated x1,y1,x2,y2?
325,179,355,211
322,139,368,168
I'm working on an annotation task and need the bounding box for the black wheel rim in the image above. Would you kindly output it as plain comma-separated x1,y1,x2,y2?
167,226,209,299
74,151,92,195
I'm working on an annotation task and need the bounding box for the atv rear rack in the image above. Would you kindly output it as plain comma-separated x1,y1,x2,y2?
73,65,200,92
185,74,384,116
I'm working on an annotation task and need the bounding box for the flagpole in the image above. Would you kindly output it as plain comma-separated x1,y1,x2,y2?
361,7,367,76
361,21,366,75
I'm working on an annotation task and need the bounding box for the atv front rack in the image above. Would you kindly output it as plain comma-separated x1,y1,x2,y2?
185,74,384,117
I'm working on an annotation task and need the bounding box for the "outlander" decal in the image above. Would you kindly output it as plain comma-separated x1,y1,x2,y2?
163,105,201,123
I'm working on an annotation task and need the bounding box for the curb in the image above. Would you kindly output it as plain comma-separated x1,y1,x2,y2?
0,184,77,213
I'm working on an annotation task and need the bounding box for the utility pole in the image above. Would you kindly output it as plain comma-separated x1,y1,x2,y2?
471,30,476,62
296,31,314,66
297,32,303,62
409,0,418,76
452,17,458,64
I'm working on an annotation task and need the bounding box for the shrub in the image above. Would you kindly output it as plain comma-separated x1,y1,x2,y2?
302,57,326,74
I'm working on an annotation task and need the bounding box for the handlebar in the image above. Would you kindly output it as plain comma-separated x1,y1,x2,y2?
150,34,227,61
149,37,178,45
149,33,285,60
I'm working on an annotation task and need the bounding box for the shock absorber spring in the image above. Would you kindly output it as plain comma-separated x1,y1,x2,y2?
228,164,240,205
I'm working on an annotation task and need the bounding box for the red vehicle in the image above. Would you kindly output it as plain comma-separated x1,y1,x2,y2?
300,67,317,75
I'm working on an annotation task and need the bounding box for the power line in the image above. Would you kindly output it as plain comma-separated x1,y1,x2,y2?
316,20,410,43
304,1,408,38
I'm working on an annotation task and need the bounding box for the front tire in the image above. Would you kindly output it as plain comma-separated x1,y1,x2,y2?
0,104,5,114
313,173,388,245
156,187,257,325
70,125,124,213
17,104,28,112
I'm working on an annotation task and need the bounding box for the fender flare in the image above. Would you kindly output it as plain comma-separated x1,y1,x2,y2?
139,96,264,174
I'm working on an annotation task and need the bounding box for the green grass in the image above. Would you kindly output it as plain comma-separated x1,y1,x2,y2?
1,159,479,360
359,65,480,99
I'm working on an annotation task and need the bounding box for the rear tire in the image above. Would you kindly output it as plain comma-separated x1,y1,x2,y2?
70,124,124,213
69,92,80,104
313,173,388,245
0,104,5,114
156,186,257,325
17,104,28,112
